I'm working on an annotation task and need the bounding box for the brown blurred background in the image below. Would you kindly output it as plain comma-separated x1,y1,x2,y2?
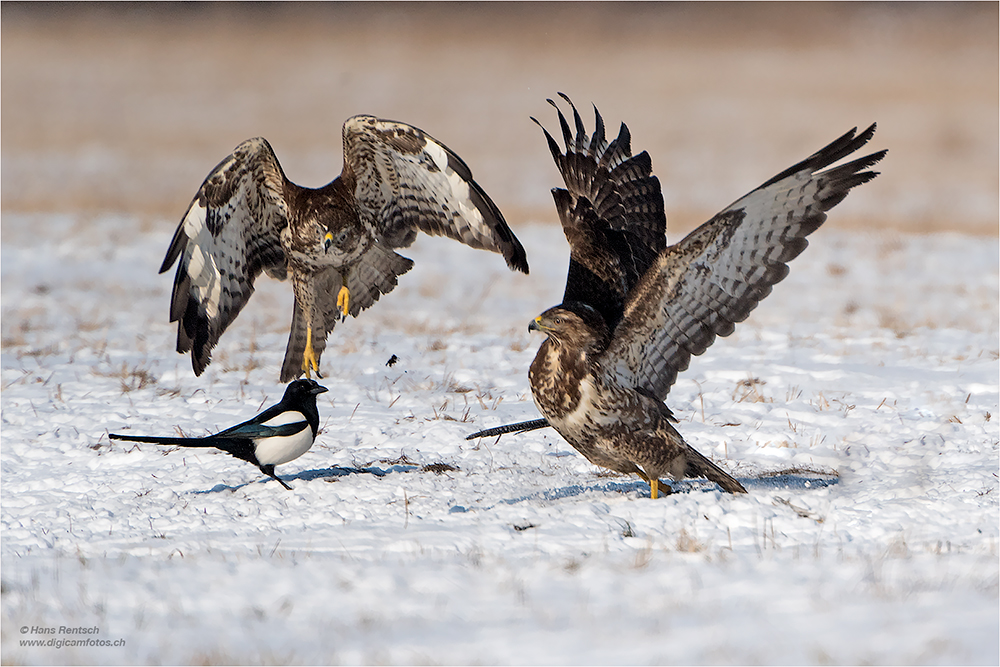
2,2,997,239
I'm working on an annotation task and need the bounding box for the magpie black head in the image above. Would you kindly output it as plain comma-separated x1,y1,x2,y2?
282,378,329,403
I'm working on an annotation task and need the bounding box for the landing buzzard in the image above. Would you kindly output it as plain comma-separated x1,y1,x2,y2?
161,115,529,381
475,95,885,498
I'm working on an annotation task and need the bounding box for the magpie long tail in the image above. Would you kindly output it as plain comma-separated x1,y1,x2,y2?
465,418,550,440
109,433,216,448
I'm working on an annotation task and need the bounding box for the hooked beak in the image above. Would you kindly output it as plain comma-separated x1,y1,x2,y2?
323,232,334,253
528,315,545,333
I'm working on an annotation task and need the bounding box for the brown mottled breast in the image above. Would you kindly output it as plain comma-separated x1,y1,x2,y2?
529,338,588,422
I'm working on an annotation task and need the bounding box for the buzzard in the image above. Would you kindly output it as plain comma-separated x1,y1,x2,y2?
161,115,529,382
473,95,885,498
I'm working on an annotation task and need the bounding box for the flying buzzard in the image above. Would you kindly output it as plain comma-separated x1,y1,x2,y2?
161,115,529,382
474,95,885,498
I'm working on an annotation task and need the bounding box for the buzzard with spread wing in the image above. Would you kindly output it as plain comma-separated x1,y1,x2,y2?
161,115,528,381
487,95,884,498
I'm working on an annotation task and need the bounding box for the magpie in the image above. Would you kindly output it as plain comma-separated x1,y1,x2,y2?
109,379,328,490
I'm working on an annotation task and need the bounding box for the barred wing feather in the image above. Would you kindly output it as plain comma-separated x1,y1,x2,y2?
160,138,290,376
535,95,667,330
604,125,886,400
342,115,528,273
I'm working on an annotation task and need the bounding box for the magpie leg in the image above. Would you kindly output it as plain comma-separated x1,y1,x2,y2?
261,464,293,490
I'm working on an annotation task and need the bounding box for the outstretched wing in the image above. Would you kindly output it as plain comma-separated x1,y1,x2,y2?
342,115,528,273
534,94,666,330
604,125,887,400
160,138,290,376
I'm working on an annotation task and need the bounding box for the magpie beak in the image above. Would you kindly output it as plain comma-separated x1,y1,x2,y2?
110,379,329,490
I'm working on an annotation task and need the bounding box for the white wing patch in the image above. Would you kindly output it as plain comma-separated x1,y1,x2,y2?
181,204,224,320
422,140,485,229
262,411,307,427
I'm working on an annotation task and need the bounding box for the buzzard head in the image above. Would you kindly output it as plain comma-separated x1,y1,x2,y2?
320,220,368,264
528,303,609,351
285,208,370,270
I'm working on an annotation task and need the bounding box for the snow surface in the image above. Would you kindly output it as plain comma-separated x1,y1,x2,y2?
2,214,998,665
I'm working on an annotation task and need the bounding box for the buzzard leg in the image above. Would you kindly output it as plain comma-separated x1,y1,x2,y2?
647,478,674,498
635,471,671,499
337,272,350,318
301,327,320,378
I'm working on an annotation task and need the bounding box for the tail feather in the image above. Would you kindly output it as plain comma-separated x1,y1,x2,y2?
108,433,214,448
280,299,312,383
685,447,747,494
109,432,256,466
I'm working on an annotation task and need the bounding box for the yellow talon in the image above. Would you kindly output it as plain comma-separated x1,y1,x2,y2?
301,326,319,378
337,284,350,317
650,478,659,500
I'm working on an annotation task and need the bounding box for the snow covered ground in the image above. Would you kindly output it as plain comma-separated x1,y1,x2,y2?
2,4,998,664
2,211,997,664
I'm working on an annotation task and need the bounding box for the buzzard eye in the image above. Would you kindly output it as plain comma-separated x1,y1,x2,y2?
554,317,562,325
324,230,350,252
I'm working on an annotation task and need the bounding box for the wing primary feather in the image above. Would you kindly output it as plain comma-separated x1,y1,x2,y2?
759,123,879,190
551,99,575,152
531,116,565,165
160,220,189,274
560,94,588,153
600,122,632,171
590,104,607,158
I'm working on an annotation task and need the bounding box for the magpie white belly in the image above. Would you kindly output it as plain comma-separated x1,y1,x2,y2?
254,428,313,466
254,410,314,466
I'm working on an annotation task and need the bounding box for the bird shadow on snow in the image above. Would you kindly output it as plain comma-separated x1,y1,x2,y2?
188,469,837,497
292,465,418,482
187,466,412,494
743,473,840,492
469,473,839,510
